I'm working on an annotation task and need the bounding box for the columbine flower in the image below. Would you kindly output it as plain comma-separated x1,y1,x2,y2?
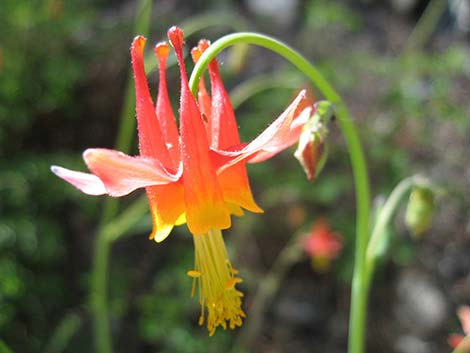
301,219,343,272
51,26,311,335
448,306,470,350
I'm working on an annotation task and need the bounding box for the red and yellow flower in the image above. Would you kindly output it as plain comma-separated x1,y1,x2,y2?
52,26,312,335
301,218,343,272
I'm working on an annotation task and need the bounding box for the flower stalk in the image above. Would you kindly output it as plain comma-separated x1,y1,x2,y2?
189,31,371,353
365,177,416,279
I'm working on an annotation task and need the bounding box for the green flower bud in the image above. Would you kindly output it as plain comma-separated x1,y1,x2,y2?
405,187,435,237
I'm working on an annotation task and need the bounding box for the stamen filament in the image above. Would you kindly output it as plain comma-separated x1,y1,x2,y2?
188,228,245,335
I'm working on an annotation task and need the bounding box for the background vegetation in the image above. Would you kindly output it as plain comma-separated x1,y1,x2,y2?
0,0,468,352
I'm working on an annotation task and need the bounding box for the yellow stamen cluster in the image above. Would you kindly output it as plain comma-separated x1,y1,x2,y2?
187,229,245,336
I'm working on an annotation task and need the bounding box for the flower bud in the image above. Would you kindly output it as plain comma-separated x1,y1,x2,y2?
294,130,327,181
294,101,334,181
405,186,435,237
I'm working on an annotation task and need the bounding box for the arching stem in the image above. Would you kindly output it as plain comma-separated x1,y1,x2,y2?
189,32,371,353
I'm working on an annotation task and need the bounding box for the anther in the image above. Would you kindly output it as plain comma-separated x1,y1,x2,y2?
225,277,243,290
187,270,202,278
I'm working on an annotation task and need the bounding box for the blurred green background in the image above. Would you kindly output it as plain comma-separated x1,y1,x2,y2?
0,0,469,353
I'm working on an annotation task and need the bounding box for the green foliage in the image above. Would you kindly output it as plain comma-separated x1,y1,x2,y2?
0,154,97,352
0,2,99,351
305,0,362,31
0,0,95,149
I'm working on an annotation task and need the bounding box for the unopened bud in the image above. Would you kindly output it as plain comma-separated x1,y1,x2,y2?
405,186,435,237
295,131,327,181
294,101,334,181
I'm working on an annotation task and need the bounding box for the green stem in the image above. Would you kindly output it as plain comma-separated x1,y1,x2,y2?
365,176,416,280
91,202,114,353
114,77,137,156
403,0,448,54
115,0,153,154
90,2,153,353
188,32,371,353
102,196,150,242
91,194,121,353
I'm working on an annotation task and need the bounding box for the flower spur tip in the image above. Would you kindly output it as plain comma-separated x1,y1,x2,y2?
198,39,211,51
167,26,184,50
191,39,211,63
154,41,170,59
131,35,146,50
191,47,202,63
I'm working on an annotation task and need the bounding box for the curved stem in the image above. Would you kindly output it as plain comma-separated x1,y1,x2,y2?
365,176,416,279
189,32,371,353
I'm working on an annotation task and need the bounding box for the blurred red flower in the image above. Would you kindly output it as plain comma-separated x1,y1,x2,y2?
448,306,470,351
302,219,343,272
